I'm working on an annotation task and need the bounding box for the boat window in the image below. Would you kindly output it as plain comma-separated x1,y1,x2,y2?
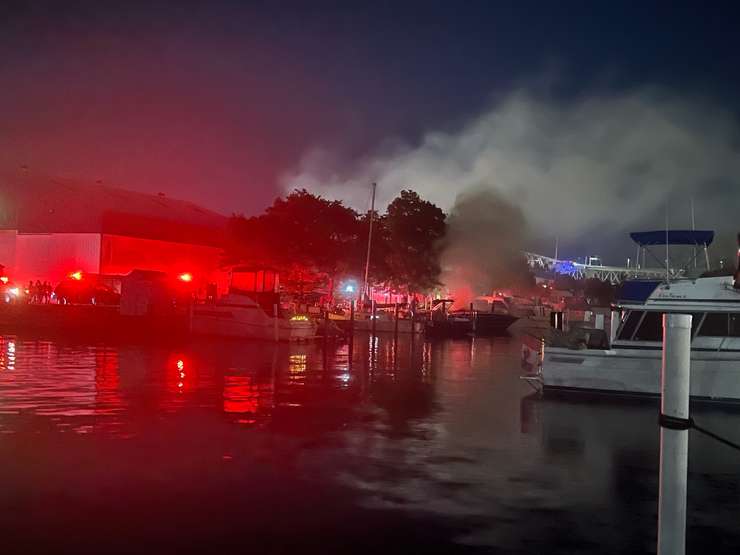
698,313,729,337
730,314,740,337
617,310,643,340
232,271,257,292
633,311,663,341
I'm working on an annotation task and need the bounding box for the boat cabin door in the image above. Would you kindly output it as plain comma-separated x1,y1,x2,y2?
229,268,279,294
228,267,280,313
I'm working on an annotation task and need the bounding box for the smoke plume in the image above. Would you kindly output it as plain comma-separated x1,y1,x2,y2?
282,87,740,267
440,187,530,305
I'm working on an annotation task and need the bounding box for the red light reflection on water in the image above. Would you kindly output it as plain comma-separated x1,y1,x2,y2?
223,372,274,424
176,359,186,389
166,355,193,394
94,349,121,416
223,375,259,414
2,339,16,371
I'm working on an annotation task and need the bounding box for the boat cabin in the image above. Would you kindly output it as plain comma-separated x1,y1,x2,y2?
213,266,280,313
613,276,740,350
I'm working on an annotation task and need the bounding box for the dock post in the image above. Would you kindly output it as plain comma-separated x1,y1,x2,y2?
348,300,355,365
410,311,416,350
323,308,329,345
658,313,692,555
393,302,399,342
371,299,377,338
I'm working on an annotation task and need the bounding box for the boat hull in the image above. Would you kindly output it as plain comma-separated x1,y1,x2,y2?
334,318,424,334
542,347,740,401
191,307,316,341
426,313,518,338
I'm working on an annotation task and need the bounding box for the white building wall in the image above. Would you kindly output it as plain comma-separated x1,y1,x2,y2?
0,229,17,276
14,233,102,283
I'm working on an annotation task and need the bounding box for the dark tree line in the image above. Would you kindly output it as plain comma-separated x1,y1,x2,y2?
226,189,447,296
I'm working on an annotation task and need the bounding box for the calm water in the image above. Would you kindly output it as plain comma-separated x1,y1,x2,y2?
1,332,739,554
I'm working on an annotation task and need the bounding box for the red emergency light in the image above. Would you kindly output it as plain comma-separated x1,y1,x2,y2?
178,272,193,283
69,271,83,281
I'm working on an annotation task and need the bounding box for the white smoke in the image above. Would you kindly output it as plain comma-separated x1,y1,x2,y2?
281,88,740,262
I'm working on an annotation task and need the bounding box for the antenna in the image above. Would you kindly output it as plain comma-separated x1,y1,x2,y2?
690,197,697,270
734,233,740,289
665,207,670,283
362,182,377,302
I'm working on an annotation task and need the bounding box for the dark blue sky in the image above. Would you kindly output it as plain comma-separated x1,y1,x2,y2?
1,0,739,220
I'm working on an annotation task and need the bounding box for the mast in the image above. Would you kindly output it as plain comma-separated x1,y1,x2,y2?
665,208,670,283
363,182,377,302
691,197,697,270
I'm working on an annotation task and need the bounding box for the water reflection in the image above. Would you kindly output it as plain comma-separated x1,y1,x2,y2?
0,332,738,553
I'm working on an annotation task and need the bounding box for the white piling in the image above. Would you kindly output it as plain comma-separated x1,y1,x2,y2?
658,313,692,555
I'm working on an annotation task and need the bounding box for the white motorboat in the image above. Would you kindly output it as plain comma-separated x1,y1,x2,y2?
541,275,740,401
538,231,740,402
190,267,317,341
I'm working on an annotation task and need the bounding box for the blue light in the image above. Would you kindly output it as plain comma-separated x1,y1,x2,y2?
554,261,577,275
345,284,355,293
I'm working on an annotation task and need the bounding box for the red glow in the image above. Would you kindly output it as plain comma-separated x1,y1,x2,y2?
69,271,83,281
0,276,8,284
223,375,260,414
99,234,221,280
176,359,185,370
178,273,193,283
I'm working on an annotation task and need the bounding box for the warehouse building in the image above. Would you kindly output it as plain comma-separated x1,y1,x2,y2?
0,174,228,285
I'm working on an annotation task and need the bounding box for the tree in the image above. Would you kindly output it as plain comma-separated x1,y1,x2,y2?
226,190,363,298
381,190,446,292
226,189,448,298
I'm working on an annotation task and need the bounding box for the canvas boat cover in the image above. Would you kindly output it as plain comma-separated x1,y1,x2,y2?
629,230,714,246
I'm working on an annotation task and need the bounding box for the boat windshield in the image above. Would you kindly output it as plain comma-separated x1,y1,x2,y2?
617,310,706,341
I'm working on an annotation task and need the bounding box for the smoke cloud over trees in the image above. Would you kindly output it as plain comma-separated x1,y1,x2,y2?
282,87,740,263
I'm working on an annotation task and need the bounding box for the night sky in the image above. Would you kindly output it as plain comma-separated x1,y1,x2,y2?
2,1,739,257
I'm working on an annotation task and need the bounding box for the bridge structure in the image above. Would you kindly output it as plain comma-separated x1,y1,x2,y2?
523,251,683,284
524,230,715,284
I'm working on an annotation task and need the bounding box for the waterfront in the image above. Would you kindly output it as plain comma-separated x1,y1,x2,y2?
1,333,739,554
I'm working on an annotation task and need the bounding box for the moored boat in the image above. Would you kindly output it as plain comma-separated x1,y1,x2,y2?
538,230,740,402
190,267,317,341
191,293,316,341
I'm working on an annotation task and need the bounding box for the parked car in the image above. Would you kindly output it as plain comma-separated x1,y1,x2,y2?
54,274,121,306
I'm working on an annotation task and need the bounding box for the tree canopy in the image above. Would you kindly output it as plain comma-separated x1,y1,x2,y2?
380,190,447,292
227,189,363,276
226,189,448,295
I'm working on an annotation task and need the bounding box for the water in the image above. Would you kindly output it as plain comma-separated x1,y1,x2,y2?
0,333,738,553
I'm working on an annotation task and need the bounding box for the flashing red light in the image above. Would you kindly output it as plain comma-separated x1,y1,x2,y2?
176,359,185,370
178,273,193,283
69,271,83,281
0,276,8,284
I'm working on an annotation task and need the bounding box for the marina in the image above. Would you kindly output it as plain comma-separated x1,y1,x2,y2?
1,331,739,554
3,3,740,551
